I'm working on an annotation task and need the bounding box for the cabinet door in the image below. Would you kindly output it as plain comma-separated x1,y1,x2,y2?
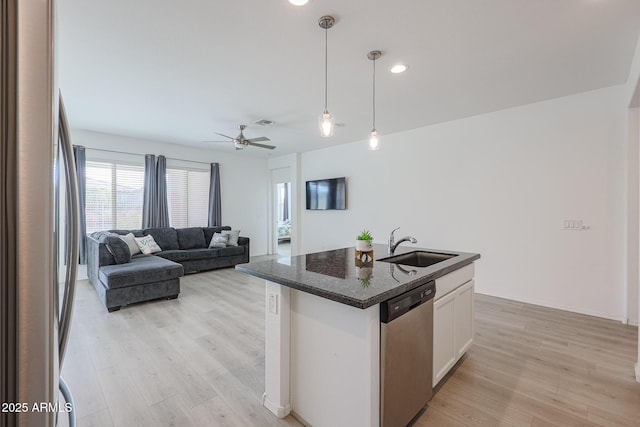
454,280,474,358
433,291,456,387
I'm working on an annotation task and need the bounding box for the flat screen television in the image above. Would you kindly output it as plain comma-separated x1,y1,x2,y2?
306,177,346,210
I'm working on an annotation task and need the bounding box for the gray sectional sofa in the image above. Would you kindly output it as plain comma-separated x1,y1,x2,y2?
87,226,250,312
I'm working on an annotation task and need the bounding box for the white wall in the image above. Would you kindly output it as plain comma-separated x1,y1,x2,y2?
295,86,627,321
624,33,640,381
628,106,639,326
71,129,270,256
625,34,640,327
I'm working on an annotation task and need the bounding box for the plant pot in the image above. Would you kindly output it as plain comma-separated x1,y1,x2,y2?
356,239,373,252
356,266,373,280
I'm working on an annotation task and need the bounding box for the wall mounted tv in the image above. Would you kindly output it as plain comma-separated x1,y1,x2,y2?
306,177,346,210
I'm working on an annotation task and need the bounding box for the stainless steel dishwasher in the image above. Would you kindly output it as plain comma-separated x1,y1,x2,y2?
380,280,435,427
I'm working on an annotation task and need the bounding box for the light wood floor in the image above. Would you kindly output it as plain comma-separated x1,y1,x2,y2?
61,268,640,427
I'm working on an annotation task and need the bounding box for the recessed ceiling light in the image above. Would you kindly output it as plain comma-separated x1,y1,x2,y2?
288,0,309,5
390,64,408,74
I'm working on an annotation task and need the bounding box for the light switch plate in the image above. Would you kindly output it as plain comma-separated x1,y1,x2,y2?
563,219,588,230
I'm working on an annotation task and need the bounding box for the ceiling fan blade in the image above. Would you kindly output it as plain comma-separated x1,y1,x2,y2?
246,136,270,143
247,141,276,150
215,133,235,140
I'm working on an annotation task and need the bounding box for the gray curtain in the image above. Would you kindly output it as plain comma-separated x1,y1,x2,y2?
142,154,157,228
156,155,169,227
208,162,221,226
72,145,87,264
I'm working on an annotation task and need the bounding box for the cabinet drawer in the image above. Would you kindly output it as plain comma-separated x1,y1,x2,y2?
435,263,474,301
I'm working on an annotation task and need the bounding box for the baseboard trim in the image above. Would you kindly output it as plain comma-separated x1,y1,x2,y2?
262,393,291,419
474,290,624,322
635,363,640,383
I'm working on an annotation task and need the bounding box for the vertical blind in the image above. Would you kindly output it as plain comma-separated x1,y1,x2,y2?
85,161,145,232
166,168,209,228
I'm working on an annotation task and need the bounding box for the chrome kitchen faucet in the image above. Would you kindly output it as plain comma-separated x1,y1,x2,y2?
388,227,418,255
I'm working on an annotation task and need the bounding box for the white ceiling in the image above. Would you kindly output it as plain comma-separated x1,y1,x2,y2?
57,0,640,158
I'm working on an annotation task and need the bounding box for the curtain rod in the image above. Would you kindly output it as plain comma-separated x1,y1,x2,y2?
85,147,212,166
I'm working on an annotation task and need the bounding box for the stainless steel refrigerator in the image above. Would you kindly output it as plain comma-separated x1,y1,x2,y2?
1,1,79,426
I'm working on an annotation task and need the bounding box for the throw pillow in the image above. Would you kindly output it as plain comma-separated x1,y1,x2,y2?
120,232,141,256
134,235,162,255
209,233,229,248
222,229,240,246
105,234,131,264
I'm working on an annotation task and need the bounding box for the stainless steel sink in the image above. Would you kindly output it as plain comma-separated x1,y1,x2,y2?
377,251,456,268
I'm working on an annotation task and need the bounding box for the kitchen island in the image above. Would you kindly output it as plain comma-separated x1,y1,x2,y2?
236,243,480,427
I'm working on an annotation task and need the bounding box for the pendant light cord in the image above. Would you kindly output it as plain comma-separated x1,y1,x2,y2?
372,57,376,130
324,26,328,111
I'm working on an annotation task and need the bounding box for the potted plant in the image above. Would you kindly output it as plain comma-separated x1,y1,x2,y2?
356,229,374,252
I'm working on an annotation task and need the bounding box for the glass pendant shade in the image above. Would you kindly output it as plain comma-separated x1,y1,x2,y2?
318,16,335,139
319,110,335,137
369,129,380,150
367,50,382,151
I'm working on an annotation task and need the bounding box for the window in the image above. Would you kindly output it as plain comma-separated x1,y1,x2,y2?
166,168,210,228
85,161,145,232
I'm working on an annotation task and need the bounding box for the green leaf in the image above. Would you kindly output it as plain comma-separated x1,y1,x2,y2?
356,229,373,240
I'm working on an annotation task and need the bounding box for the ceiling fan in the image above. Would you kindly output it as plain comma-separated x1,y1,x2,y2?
206,124,275,150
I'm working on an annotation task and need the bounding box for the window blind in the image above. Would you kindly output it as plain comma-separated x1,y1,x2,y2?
166,168,210,228
85,161,145,232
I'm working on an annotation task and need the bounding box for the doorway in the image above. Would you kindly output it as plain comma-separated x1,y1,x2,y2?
275,182,291,257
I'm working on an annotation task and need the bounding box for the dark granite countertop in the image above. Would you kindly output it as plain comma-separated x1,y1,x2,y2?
236,244,480,309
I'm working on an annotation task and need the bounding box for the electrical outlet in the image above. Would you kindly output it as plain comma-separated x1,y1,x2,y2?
269,294,278,314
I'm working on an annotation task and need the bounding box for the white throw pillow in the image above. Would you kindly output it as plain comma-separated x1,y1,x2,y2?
120,232,141,256
134,235,162,255
209,233,229,248
222,229,240,246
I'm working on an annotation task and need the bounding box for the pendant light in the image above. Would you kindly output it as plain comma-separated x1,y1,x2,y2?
368,50,381,150
319,16,335,138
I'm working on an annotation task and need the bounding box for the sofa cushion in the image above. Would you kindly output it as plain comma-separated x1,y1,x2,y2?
222,229,240,246
202,226,232,246
188,248,219,261
99,255,183,290
216,246,245,257
177,227,206,249
156,249,190,262
120,232,141,256
108,229,144,237
104,233,131,264
143,227,179,250
209,233,228,248
134,235,162,254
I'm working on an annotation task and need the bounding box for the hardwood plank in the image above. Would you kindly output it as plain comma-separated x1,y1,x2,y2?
61,269,640,426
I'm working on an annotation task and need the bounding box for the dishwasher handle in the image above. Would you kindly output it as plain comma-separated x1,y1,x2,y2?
381,280,435,323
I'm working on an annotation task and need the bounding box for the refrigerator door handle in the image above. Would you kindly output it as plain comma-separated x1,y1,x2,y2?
57,92,79,365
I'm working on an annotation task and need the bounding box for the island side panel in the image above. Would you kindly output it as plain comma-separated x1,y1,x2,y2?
290,289,380,427
264,281,292,417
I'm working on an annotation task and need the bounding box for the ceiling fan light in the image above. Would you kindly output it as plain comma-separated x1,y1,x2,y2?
319,111,334,137
288,0,309,5
369,129,380,150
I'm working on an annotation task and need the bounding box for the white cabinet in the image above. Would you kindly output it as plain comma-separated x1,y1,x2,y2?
454,280,474,358
433,279,474,387
433,290,456,385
